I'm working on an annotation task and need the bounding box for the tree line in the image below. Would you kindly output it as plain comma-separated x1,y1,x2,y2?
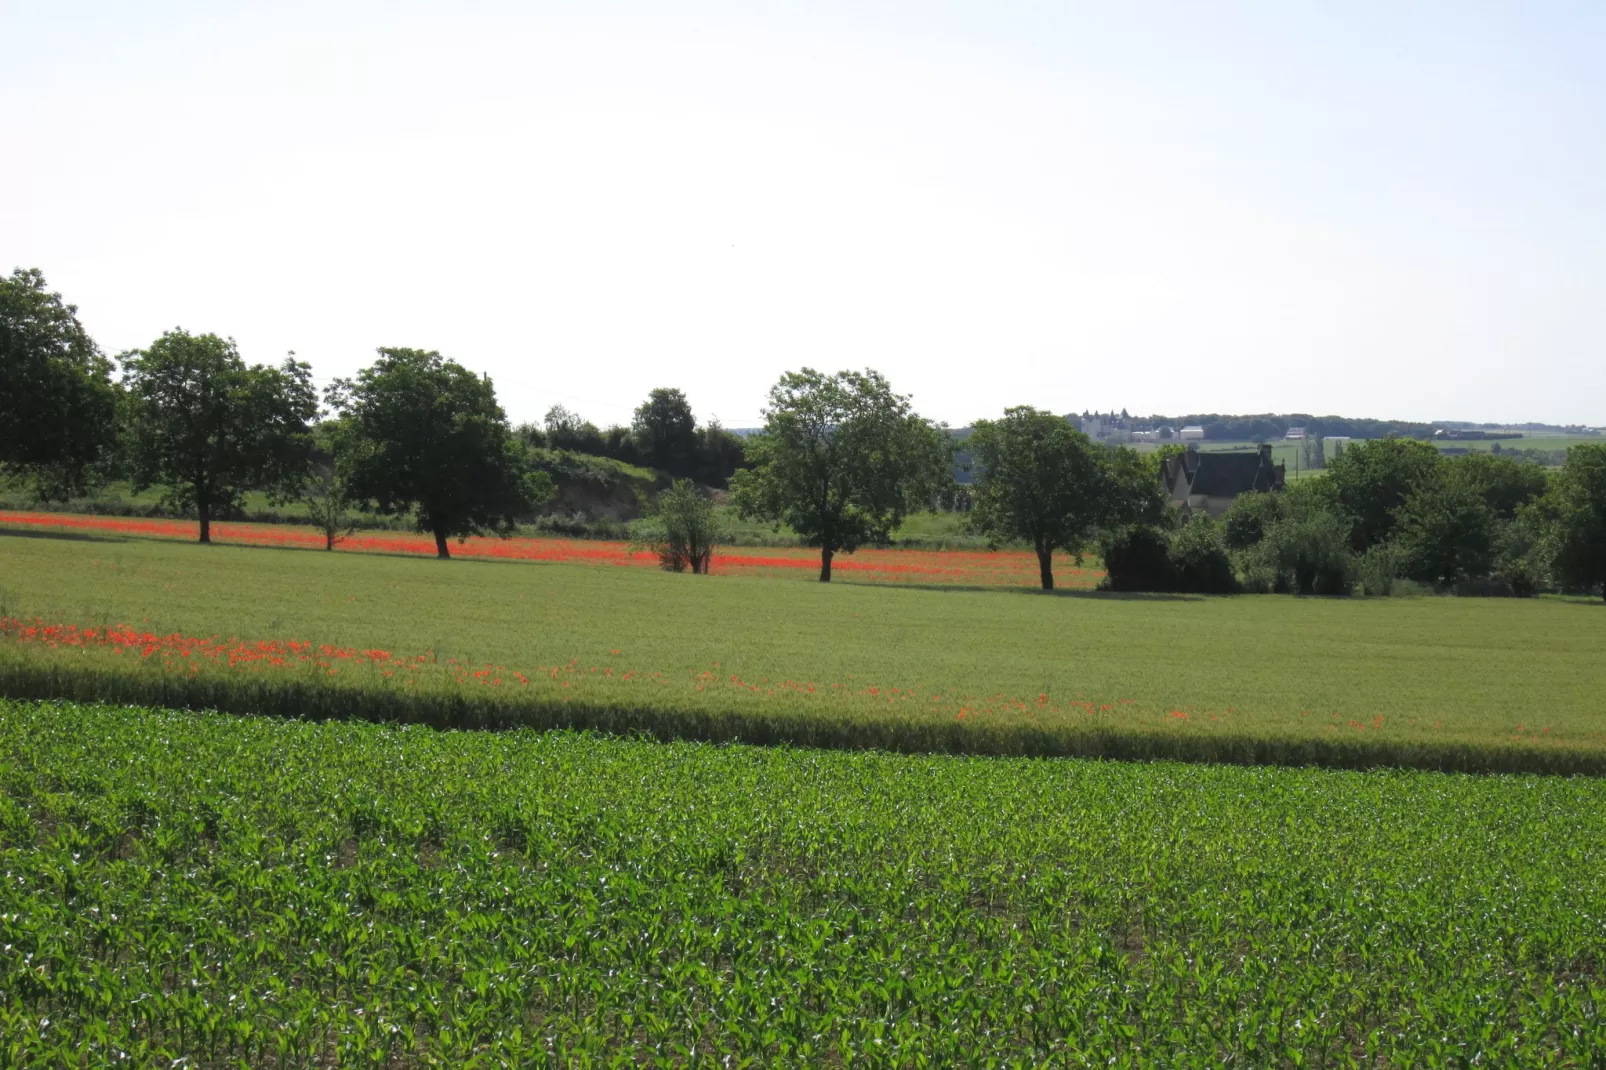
1,269,748,557
1102,439,1606,600
5,267,1603,593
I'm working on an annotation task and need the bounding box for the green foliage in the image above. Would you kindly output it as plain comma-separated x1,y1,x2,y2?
1541,443,1606,599
1237,509,1354,595
1100,526,1175,592
0,269,121,500
730,368,950,581
1101,520,1235,594
1355,544,1402,596
1395,481,1499,588
638,479,722,573
6,699,1606,1065
1386,453,1549,591
330,348,547,558
632,387,698,475
526,447,654,522
1323,437,1444,551
1168,516,1237,593
530,401,748,489
690,419,749,488
122,331,317,543
967,407,1104,590
1098,444,1170,529
1450,451,1549,519
303,425,358,551
1221,491,1286,551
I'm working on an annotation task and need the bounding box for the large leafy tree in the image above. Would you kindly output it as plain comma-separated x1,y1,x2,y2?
730,368,950,581
123,331,316,543
1448,451,1548,519
966,407,1106,590
1322,437,1444,551
329,348,547,559
632,388,698,476
1395,482,1498,587
1542,443,1606,599
0,268,121,499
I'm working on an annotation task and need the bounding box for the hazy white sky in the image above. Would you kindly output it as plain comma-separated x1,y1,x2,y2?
4,1,1603,427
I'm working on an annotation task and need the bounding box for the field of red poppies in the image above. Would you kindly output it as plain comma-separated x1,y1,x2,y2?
0,510,1099,588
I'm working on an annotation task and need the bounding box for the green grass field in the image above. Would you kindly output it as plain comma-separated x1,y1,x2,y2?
4,698,1604,1066
3,527,1604,772
1447,434,1602,454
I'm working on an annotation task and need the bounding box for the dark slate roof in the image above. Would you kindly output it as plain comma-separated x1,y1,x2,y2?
1188,453,1261,495
1173,450,1283,496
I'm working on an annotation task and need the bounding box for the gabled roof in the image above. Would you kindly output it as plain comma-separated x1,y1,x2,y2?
1165,448,1284,498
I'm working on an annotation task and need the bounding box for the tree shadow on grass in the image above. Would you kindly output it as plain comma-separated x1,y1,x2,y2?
832,578,1206,601
0,527,129,545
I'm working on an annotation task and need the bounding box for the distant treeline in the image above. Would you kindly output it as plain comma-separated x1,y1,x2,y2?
1133,414,1590,442
520,398,748,488
1146,414,1441,441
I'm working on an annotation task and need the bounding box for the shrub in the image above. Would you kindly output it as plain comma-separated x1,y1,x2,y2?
1221,491,1286,551
1169,517,1237,594
1356,545,1400,597
638,479,722,573
1238,510,1354,596
1100,526,1176,592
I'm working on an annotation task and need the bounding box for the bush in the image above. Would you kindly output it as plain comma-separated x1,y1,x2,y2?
1101,519,1235,594
636,479,722,573
1169,517,1237,593
1237,510,1355,596
1356,545,1400,597
1221,491,1286,551
1100,526,1176,592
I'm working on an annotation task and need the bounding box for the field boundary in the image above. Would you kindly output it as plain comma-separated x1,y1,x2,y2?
5,663,1601,777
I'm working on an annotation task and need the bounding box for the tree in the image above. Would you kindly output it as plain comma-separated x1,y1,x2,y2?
639,479,722,573
541,405,598,451
691,420,748,488
1448,452,1548,520
1395,482,1498,587
304,424,357,551
329,348,550,559
1323,437,1444,551
633,388,699,476
729,368,950,582
1102,446,1169,529
0,268,121,499
966,407,1106,590
123,331,316,543
1542,444,1606,599
1222,490,1287,551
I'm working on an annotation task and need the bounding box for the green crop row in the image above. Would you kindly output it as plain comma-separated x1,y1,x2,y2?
3,699,1605,1067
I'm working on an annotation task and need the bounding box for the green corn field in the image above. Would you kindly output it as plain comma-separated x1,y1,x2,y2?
3,698,1604,1066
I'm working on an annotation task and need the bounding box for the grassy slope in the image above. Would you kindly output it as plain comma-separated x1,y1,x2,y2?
4,699,1604,1065
2,528,1604,770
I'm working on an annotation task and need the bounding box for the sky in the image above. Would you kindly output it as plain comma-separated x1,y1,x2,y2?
4,1,1603,428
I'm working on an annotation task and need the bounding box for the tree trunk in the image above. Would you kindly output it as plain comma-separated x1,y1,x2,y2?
434,528,451,559
819,547,834,583
198,504,211,544
1037,546,1055,591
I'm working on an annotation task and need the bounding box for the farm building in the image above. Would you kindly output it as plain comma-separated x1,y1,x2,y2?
1162,444,1285,518
1284,427,1307,440
1178,426,1206,441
